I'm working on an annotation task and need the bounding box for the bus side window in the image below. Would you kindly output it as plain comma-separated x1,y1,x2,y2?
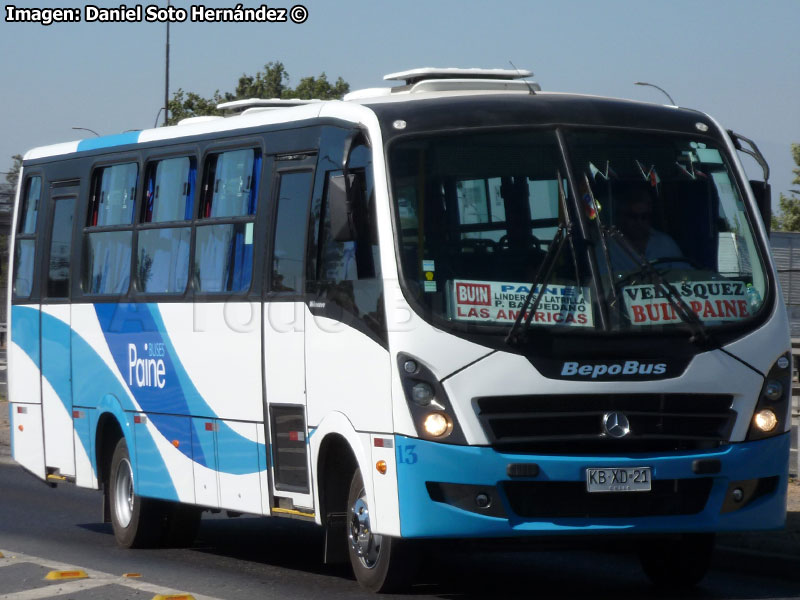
315,148,384,338
13,176,42,298
194,148,260,294
136,157,195,295
84,163,137,295
271,171,313,293
200,149,260,218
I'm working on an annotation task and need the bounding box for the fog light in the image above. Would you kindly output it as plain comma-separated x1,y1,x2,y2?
403,360,418,374
763,380,783,401
731,487,745,503
423,412,452,437
777,356,790,370
475,493,491,508
754,409,778,432
411,382,434,406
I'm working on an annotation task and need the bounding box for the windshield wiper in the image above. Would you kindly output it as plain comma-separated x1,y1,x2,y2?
505,223,571,345
506,171,581,345
603,225,713,346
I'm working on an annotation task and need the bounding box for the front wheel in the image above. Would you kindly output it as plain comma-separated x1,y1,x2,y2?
347,469,416,592
108,438,164,548
639,533,715,589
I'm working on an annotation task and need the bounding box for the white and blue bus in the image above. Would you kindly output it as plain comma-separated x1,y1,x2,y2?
8,68,791,591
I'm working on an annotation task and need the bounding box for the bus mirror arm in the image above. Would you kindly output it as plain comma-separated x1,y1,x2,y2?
749,180,771,233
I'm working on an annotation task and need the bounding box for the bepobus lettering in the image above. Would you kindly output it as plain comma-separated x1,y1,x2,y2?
561,360,667,378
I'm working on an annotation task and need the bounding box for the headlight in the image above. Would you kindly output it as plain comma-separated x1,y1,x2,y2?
411,382,435,406
753,409,778,432
397,353,465,444
763,380,783,402
423,412,453,437
747,353,791,441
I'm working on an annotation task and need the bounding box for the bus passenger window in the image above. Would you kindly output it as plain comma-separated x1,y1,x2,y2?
85,231,132,294
200,149,261,218
194,223,253,293
19,176,41,234
87,163,137,227
13,176,41,298
271,171,312,293
143,157,195,222
136,157,195,295
138,228,190,294
83,163,138,296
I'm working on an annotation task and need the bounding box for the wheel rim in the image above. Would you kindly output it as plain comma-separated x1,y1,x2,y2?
348,487,382,569
113,457,135,528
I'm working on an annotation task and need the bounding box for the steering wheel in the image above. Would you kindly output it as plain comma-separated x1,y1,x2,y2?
614,256,706,287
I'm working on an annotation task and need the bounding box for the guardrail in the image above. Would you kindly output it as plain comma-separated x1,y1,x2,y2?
790,339,800,477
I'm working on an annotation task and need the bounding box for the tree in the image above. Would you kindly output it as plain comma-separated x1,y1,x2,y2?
167,61,349,125
4,154,23,191
771,143,800,231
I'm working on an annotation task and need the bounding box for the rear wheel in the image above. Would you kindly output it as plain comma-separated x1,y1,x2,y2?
347,469,416,592
108,438,164,548
639,533,715,588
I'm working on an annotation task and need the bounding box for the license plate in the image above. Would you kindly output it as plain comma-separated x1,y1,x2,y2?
586,467,652,493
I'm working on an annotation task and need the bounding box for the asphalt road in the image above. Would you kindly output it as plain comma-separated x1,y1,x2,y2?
0,460,799,600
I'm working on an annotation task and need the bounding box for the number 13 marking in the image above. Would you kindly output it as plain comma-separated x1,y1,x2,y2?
398,445,418,464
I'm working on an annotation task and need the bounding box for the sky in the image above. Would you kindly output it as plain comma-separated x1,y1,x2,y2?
1,0,798,211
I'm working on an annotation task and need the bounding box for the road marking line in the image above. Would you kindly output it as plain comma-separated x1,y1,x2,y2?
0,550,224,600
0,579,110,599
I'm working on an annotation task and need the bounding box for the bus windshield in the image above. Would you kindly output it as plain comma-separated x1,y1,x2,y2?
389,128,768,335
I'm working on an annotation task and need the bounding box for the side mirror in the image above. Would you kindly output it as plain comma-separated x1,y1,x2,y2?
328,172,364,242
750,180,771,233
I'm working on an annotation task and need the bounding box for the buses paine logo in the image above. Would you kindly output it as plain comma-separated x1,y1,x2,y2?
127,343,167,389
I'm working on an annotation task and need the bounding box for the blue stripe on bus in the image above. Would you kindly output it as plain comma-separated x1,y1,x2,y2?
94,303,265,475
76,131,140,152
11,306,179,499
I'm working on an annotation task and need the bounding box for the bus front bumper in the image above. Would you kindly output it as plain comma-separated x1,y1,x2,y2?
394,433,790,538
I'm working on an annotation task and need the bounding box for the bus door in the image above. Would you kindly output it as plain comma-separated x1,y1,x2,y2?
40,184,78,478
264,160,316,514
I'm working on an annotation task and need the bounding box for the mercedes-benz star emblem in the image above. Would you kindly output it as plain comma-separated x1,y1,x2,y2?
602,412,631,439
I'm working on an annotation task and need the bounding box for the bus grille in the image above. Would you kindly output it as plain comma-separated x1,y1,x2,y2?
503,478,713,518
475,394,735,454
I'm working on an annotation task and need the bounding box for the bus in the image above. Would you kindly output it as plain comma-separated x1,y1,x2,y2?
8,68,791,591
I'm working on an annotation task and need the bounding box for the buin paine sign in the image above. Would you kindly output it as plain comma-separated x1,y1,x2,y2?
449,280,593,326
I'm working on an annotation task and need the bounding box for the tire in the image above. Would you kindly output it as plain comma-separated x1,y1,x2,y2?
347,469,416,592
639,533,715,589
108,437,165,548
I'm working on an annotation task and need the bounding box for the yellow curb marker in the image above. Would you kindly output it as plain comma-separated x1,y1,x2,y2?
123,572,142,578
152,595,196,600
44,569,89,580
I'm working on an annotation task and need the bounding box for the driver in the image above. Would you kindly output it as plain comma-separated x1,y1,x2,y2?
607,182,682,272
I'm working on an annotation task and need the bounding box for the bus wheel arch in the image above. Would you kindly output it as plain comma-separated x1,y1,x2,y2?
317,433,358,564
95,410,126,522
